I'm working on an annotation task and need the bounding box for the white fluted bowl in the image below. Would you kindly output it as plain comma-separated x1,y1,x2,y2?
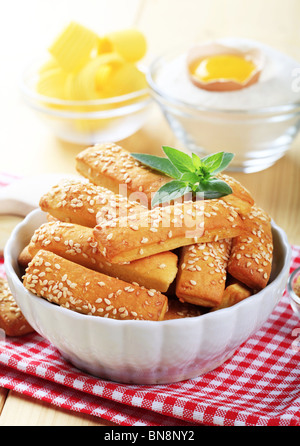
4,209,291,384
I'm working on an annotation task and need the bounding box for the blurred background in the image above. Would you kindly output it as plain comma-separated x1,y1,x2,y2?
1,0,299,171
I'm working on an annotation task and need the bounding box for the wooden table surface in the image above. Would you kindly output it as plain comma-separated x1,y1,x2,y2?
0,0,300,426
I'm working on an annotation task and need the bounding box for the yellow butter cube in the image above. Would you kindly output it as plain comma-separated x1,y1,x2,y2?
49,21,99,72
105,29,147,63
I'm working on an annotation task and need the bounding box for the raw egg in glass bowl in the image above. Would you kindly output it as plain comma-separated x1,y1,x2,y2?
187,42,264,92
147,38,300,173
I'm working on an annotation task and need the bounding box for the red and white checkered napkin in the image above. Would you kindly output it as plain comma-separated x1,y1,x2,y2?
1,174,300,426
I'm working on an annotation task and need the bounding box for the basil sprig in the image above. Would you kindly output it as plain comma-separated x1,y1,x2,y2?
131,146,234,207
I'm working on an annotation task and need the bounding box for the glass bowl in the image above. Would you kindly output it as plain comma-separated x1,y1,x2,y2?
147,44,300,173
287,266,300,316
20,57,152,145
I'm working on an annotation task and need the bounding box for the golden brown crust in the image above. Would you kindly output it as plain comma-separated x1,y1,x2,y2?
18,245,32,269
175,238,232,307
211,280,252,311
39,178,146,228
23,250,168,321
217,174,254,212
93,199,245,263
75,143,255,215
0,277,34,336
163,298,205,320
26,221,178,292
227,206,273,290
75,143,169,208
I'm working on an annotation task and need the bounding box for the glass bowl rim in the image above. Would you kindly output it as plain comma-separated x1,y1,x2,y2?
20,55,151,108
287,266,300,306
147,46,300,116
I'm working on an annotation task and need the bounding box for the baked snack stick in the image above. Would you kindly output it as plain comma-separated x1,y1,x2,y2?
75,143,254,214
227,205,273,290
25,221,178,292
76,143,170,208
163,298,204,320
0,277,34,336
217,173,254,215
211,280,252,311
175,239,232,307
23,250,168,321
18,245,32,269
39,178,146,228
93,198,245,263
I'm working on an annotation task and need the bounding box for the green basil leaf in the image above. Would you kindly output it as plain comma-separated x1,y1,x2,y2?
191,153,202,170
211,152,234,174
202,152,234,175
196,177,232,199
131,153,181,179
162,146,195,173
179,172,200,184
151,181,192,207
201,152,225,173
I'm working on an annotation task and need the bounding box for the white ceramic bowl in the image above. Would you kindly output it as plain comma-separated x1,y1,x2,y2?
4,209,291,384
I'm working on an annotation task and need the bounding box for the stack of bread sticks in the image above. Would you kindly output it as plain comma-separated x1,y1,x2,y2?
19,143,273,321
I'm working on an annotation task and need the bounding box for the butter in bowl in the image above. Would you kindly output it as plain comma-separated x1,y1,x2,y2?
20,22,151,144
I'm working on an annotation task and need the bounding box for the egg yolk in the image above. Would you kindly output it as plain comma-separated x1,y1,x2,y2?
190,54,257,84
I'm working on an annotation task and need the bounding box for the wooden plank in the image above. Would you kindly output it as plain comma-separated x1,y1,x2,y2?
0,388,9,415
0,391,117,426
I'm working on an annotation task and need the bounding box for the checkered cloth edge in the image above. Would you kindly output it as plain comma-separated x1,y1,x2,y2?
1,174,300,427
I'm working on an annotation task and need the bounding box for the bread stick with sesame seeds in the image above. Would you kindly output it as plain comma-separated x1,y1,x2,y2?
93,199,245,264
75,143,254,214
18,245,32,269
0,277,34,336
39,178,146,228
75,143,170,209
227,206,273,290
217,174,254,215
211,280,252,311
23,250,168,321
25,220,178,292
163,298,205,320
175,239,232,307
